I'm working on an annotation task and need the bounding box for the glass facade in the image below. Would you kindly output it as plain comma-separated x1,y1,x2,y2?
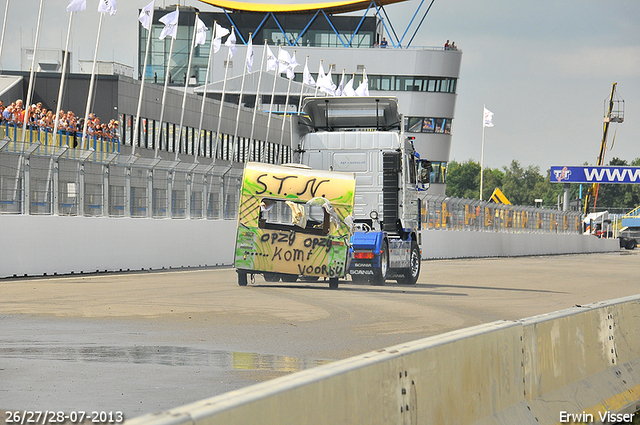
140,8,377,85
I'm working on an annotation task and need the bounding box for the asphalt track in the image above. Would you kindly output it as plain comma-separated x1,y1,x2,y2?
2,250,639,420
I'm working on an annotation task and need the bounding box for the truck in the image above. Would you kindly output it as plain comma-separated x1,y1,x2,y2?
234,162,357,289
295,96,431,285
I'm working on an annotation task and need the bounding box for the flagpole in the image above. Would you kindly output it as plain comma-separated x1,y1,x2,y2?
248,39,267,162
51,10,74,149
132,4,155,157
231,33,251,165
315,60,322,96
81,12,105,150
155,35,175,158
195,21,217,163
214,26,234,161
175,12,200,161
21,0,45,145
480,104,485,201
265,45,281,146
0,0,10,70
297,55,309,114
279,50,295,161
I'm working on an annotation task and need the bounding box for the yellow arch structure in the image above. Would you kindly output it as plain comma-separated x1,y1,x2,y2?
198,0,407,14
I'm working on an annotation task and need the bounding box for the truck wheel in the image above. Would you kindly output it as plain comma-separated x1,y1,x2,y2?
371,240,389,286
263,272,280,282
237,271,248,286
329,277,339,289
626,239,637,250
398,241,421,285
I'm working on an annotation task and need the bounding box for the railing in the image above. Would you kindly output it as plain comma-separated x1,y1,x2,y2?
421,194,583,235
0,140,241,219
1,122,120,154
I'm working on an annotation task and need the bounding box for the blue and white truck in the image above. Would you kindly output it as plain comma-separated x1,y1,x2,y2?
295,97,431,284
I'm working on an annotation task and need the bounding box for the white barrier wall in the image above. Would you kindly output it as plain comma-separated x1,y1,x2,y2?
420,230,619,259
0,216,619,278
0,215,236,278
127,295,640,425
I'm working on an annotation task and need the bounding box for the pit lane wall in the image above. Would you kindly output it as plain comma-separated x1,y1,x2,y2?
128,295,640,425
0,215,236,278
419,230,620,259
0,215,618,278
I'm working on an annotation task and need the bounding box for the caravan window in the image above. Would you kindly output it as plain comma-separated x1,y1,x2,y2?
259,198,329,235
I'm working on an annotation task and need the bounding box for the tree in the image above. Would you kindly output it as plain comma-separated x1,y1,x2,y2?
445,159,480,199
480,167,504,201
501,160,545,205
443,157,640,210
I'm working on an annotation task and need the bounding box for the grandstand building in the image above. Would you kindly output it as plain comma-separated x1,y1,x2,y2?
137,0,462,194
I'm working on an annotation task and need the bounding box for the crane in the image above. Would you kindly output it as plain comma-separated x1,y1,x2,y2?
583,83,624,215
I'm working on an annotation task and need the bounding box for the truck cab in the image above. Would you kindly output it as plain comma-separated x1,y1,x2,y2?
296,97,431,284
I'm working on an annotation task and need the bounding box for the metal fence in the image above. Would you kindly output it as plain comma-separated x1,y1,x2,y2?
421,195,583,234
0,139,242,220
0,137,583,234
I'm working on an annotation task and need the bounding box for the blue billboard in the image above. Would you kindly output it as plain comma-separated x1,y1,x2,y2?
550,166,640,184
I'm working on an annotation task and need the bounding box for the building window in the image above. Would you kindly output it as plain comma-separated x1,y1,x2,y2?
430,161,447,184
405,117,453,134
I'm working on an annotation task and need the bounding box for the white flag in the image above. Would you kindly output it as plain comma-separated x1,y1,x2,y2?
225,27,237,57
316,63,326,86
245,36,254,73
335,72,345,97
195,17,207,46
98,0,116,15
343,77,356,96
266,46,277,71
303,61,315,86
316,63,335,96
483,107,494,127
212,23,230,53
278,49,294,79
159,10,179,40
66,0,86,12
138,1,154,31
355,70,369,96
317,67,336,96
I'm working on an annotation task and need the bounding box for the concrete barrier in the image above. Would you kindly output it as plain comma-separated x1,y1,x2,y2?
127,295,640,425
0,215,619,278
0,215,236,278
419,230,619,259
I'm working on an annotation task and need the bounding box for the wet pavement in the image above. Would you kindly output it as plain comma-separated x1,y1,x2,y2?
2,251,640,419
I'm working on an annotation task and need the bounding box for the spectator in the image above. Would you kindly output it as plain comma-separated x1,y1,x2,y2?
2,105,13,122
14,99,24,126
450,42,458,51
380,37,388,48
444,40,450,50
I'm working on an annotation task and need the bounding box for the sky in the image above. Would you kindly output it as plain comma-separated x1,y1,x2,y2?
1,0,639,171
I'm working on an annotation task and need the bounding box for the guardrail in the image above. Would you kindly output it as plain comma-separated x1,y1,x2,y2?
421,194,583,235
126,294,640,425
1,122,120,153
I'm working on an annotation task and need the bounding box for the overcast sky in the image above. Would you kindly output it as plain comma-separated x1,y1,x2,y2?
1,0,639,171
